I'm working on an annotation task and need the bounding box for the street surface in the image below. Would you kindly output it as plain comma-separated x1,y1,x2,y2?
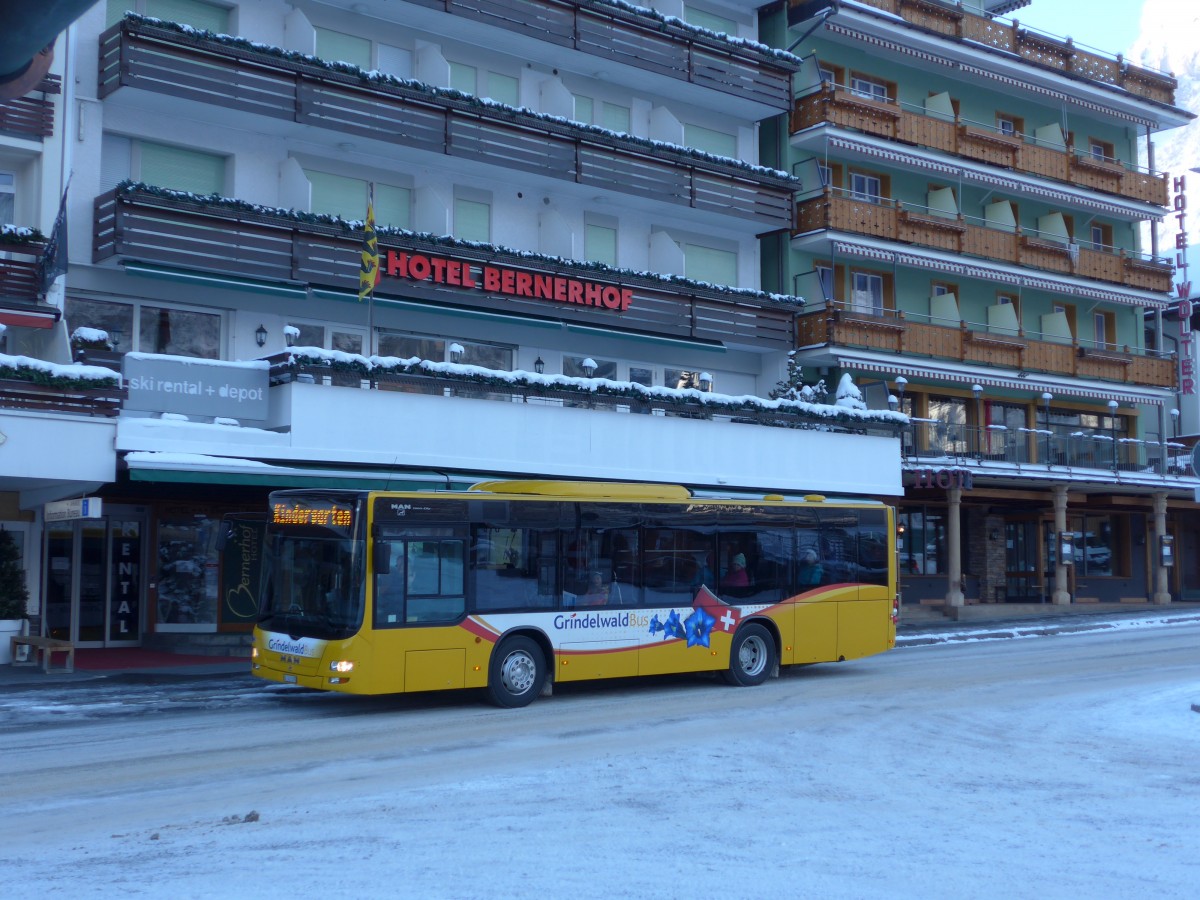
1,624,1197,898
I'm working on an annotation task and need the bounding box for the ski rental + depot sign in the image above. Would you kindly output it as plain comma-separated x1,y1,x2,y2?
123,354,269,424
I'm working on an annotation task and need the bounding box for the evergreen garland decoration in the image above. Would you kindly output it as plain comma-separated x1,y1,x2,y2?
284,349,906,429
0,360,121,390
0,224,46,247
115,182,805,307
0,528,30,620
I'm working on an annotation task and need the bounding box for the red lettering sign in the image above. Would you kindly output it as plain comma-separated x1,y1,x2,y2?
383,250,634,314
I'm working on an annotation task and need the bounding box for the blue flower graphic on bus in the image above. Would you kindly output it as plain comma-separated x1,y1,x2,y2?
684,606,716,648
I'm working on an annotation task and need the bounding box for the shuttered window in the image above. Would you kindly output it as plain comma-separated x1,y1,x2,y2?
585,224,617,267
684,124,737,158
140,141,225,195
108,0,230,31
307,171,411,229
315,27,372,69
454,198,490,243
683,243,737,285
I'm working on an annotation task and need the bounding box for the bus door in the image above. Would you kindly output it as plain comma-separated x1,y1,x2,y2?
373,527,468,692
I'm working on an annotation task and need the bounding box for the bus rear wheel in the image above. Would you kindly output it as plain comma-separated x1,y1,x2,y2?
487,636,546,708
724,623,775,687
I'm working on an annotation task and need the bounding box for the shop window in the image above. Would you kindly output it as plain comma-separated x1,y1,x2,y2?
156,510,222,626
897,507,948,575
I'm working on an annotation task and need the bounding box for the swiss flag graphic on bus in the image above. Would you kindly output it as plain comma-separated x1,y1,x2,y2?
694,585,740,633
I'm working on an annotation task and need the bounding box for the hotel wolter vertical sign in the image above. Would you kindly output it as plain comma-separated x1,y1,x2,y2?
383,250,635,312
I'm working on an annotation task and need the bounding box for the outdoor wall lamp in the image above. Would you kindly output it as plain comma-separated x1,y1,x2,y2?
582,357,597,377
534,356,545,375
449,342,464,363
1170,407,1180,438
699,372,712,392
973,384,983,400
255,324,267,347
894,375,907,402
284,325,297,347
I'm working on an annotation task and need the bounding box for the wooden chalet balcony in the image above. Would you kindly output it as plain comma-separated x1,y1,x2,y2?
93,186,798,351
97,18,795,229
0,74,59,140
795,191,1173,293
0,241,45,306
790,0,1178,107
796,302,1176,389
791,83,1168,207
0,378,125,418
403,0,796,111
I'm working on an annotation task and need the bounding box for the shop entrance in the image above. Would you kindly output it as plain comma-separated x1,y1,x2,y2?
44,509,146,647
1003,519,1044,602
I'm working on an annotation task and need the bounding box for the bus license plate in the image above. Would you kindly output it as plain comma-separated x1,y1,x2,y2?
284,674,297,684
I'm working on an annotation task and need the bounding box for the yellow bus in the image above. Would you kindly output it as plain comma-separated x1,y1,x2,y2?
251,480,897,706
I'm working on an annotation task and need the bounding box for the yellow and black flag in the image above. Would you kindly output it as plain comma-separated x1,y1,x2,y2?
358,183,379,301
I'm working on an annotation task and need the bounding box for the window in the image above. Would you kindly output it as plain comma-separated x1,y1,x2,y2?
996,114,1024,137
307,171,411,229
683,6,739,35
66,296,220,358
485,72,520,107
453,196,490,242
602,102,631,134
1088,139,1115,161
584,222,617,267
897,507,948,575
816,61,843,86
997,292,1021,317
850,74,889,102
816,264,834,300
564,355,617,379
665,369,711,391
572,95,594,125
684,124,737,158
106,0,229,31
851,271,884,314
932,282,957,297
1090,223,1113,250
376,532,466,625
629,367,654,387
376,331,513,369
1093,311,1116,350
449,62,477,94
139,141,226,195
683,243,737,285
315,27,371,69
0,171,13,224
849,172,882,203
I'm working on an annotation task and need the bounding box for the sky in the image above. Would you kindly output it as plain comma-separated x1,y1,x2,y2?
1013,0,1147,58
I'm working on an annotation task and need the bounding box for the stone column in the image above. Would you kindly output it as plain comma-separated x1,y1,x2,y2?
1152,491,1172,605
1052,484,1071,605
945,486,965,607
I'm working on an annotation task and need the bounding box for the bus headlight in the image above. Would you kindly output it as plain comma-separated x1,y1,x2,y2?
251,646,259,660
330,660,354,673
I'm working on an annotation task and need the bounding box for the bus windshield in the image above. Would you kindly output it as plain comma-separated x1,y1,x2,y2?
261,532,364,639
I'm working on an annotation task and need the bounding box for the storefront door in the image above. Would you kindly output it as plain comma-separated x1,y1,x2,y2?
1003,520,1043,602
44,509,146,647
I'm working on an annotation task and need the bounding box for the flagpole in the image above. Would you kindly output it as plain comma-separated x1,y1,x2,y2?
359,182,379,356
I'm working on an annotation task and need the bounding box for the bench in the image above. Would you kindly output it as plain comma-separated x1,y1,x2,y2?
10,635,75,673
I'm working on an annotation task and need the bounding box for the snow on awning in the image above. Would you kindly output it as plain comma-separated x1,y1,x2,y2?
956,64,1154,127
837,354,1166,406
824,22,953,67
827,136,960,175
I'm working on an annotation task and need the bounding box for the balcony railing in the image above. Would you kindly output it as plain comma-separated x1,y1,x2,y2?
795,190,1173,293
790,0,1178,107
903,419,1191,479
0,73,59,140
97,17,795,229
0,378,125,418
791,83,1168,207
93,186,798,351
402,0,796,110
796,301,1176,389
0,240,45,305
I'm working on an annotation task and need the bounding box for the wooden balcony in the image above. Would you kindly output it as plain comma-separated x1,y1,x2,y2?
792,83,1169,207
402,0,796,111
0,241,45,306
0,378,125,418
796,303,1176,389
795,191,1173,293
97,17,795,229
0,74,59,140
93,186,797,351
790,0,1178,107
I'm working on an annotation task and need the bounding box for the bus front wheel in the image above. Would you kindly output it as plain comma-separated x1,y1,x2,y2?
487,636,546,708
724,623,776,687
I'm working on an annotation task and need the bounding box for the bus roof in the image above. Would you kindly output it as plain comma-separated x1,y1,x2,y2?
468,480,693,501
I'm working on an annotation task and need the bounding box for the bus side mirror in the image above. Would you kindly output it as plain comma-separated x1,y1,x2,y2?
374,541,391,575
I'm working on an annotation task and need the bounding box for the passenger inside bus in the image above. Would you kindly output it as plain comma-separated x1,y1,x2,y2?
797,549,823,587
579,571,611,606
721,552,750,589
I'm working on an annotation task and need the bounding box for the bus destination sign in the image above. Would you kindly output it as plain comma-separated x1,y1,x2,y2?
272,500,354,528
